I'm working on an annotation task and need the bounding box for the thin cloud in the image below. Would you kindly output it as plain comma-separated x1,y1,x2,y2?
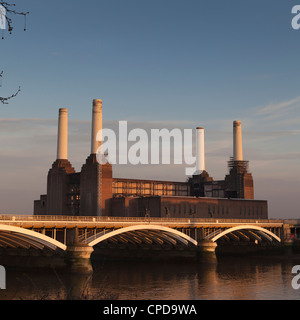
256,96,300,117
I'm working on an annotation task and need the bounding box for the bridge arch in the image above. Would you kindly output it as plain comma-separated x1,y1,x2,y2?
87,225,198,247
209,225,281,243
0,224,67,251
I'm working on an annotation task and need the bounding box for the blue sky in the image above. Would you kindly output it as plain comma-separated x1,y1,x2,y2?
0,0,299,218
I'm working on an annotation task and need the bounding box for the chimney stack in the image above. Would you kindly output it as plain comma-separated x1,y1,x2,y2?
91,99,102,155
233,120,243,161
57,108,68,160
195,127,205,174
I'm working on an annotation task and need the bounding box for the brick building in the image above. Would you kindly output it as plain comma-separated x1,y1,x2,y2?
34,100,267,219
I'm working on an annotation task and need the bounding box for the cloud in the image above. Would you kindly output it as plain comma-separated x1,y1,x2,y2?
255,96,300,121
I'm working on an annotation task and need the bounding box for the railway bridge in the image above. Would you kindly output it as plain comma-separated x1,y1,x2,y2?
0,215,289,272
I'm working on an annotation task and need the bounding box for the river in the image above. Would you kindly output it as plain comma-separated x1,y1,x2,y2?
1,252,300,300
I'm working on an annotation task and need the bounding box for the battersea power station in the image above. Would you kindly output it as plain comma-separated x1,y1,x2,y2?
34,99,268,219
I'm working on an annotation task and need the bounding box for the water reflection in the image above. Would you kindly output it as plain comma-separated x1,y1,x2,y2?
1,255,300,300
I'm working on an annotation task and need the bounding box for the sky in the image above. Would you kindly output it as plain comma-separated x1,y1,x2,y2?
0,0,299,218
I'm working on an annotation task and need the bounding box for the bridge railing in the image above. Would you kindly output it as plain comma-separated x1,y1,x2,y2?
0,214,283,224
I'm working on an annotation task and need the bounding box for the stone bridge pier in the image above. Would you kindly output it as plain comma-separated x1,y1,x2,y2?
65,227,94,274
197,240,218,253
65,244,94,273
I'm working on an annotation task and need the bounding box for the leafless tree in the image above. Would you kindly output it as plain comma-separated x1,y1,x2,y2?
0,1,29,104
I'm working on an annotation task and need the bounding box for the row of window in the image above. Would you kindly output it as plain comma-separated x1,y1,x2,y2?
164,203,264,217
113,181,189,196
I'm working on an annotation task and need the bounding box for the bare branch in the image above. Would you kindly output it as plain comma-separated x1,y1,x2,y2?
0,2,29,104
0,86,20,104
0,71,21,104
0,1,29,33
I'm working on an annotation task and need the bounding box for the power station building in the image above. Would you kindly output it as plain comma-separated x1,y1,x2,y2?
34,99,268,219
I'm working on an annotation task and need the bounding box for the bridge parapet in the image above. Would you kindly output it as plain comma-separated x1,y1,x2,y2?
0,215,284,228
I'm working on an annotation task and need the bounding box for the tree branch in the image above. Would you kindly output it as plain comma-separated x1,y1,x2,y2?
0,2,29,104
0,1,29,33
0,71,21,104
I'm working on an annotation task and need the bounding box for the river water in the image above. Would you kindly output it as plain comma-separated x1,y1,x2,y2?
1,253,300,300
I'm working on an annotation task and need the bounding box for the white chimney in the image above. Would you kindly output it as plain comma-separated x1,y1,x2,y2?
195,127,205,174
57,108,68,160
233,120,243,161
91,99,102,155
